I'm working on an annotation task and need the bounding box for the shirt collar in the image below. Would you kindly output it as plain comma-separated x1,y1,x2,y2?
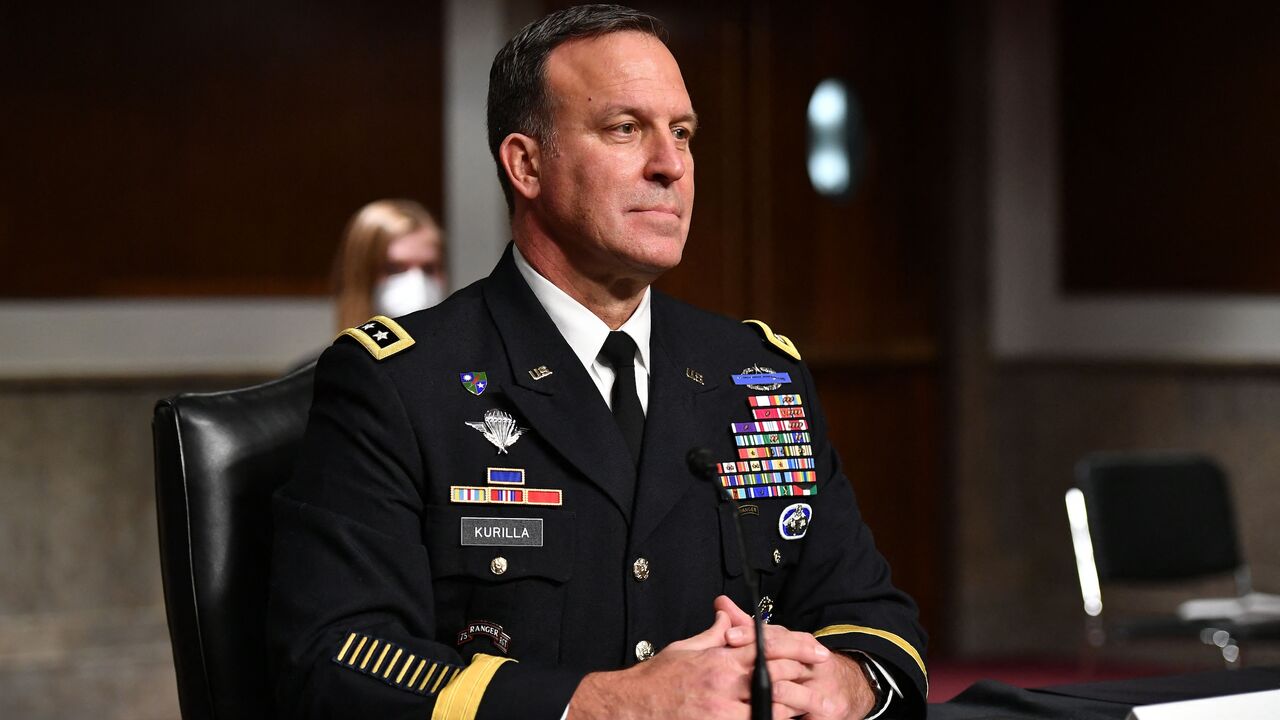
512,244,651,372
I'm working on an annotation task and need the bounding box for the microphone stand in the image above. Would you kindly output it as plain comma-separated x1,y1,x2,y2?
688,448,771,720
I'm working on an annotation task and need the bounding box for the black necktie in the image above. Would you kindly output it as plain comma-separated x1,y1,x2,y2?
600,331,645,464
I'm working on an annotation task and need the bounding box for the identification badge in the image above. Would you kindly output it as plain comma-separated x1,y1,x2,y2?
460,517,544,547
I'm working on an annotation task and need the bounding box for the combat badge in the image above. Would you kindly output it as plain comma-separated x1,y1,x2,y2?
466,409,526,454
338,315,415,361
732,364,792,391
778,503,812,540
460,371,488,396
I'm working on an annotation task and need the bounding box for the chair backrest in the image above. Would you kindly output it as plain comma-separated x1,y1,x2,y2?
153,362,315,720
1074,452,1242,583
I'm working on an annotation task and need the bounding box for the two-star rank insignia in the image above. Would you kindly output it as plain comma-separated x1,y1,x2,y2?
338,315,415,361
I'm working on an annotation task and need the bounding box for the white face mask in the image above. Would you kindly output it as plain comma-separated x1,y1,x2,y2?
372,267,445,318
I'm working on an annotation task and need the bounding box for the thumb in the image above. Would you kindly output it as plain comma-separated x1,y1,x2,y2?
714,594,754,627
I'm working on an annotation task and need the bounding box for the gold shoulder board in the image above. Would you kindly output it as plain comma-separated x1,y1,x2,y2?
337,315,415,361
742,319,801,361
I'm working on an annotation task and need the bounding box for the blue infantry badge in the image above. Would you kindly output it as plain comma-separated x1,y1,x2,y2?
732,364,792,391
757,595,774,624
778,502,812,540
460,371,488,396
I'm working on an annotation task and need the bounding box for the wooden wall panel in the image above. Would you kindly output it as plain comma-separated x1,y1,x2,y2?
0,2,443,298
1060,3,1280,295
812,366,944,643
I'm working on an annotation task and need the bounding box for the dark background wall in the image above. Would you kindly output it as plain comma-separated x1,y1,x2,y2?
1,2,444,297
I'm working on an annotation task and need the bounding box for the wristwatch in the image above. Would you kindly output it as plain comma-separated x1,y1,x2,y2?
856,656,888,715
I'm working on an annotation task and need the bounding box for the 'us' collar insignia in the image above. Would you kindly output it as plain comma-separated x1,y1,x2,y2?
733,364,791,391
778,502,812,540
528,365,553,380
465,409,527,454
460,371,488,396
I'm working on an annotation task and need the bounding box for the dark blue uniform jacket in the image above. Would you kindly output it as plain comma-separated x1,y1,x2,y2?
268,245,927,719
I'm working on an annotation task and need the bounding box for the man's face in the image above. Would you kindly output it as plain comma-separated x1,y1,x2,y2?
536,31,696,282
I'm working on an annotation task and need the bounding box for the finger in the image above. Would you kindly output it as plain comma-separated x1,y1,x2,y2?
714,595,754,627
772,679,837,718
668,610,731,652
772,701,807,720
726,624,831,665
765,658,813,683
763,628,831,664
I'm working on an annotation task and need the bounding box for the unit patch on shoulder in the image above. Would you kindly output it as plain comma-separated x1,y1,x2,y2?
332,631,462,696
742,319,801,361
338,315,415,360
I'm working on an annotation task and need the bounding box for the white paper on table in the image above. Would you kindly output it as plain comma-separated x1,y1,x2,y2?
1126,689,1280,719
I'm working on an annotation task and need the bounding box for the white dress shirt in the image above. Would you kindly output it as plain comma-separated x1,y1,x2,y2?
513,245,651,720
512,244,651,415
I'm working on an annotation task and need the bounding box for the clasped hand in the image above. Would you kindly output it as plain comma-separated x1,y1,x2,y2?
568,595,874,720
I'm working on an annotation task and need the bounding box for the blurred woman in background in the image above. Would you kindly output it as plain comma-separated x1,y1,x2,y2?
333,199,447,330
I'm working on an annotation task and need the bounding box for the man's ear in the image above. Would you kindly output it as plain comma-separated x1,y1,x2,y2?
499,133,541,201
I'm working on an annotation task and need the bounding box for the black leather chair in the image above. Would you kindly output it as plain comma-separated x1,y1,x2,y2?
153,362,315,720
1066,451,1280,666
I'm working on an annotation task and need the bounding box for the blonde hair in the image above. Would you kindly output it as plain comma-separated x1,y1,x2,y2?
333,199,440,330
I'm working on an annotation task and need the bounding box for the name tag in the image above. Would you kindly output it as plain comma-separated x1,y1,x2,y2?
460,517,544,547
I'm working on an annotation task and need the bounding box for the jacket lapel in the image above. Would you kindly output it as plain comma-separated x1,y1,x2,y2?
630,294,723,546
482,246,637,520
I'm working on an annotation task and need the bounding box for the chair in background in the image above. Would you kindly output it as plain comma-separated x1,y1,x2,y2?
1065,451,1280,668
153,362,316,720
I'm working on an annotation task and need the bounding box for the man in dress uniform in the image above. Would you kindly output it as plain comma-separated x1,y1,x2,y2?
268,5,926,719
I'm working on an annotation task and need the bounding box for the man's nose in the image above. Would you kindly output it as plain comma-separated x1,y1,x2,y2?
643,133,687,186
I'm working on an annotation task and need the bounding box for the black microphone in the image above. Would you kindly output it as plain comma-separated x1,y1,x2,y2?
686,447,771,720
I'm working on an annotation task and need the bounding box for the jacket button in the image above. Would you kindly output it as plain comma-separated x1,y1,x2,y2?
632,557,651,581
634,640,655,661
772,548,782,566
490,556,508,575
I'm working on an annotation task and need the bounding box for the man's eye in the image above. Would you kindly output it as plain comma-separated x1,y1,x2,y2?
616,123,637,134
673,127,691,140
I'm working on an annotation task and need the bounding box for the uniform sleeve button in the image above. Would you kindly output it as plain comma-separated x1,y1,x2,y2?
632,557,651,581
490,556,508,575
635,640,655,661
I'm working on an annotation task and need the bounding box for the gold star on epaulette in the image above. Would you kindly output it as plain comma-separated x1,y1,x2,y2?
337,315,415,360
742,319,801,361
